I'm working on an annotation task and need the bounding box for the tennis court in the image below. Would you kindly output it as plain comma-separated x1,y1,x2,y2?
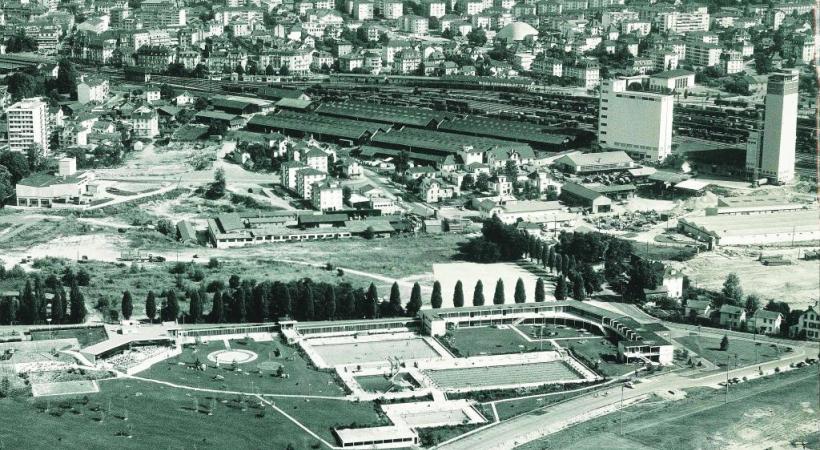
309,338,443,366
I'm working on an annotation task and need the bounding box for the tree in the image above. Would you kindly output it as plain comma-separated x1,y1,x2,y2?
251,283,270,322
342,186,352,204
323,285,336,320
493,279,505,305
548,247,556,272
745,294,761,314
365,283,379,319
453,281,464,308
472,280,484,306
163,289,179,322
720,335,729,351
540,246,549,269
121,291,133,320
555,276,568,300
194,97,209,110
188,290,202,323
475,172,490,192
431,281,443,309
0,151,30,184
56,58,79,97
467,29,487,46
514,278,526,303
389,282,403,316
722,273,743,305
19,280,36,324
534,278,545,302
211,290,225,323
554,253,563,274
156,218,174,236
572,275,586,300
233,287,247,322
76,269,91,286
4,32,37,53
340,289,356,318
51,286,64,324
407,283,422,317
0,165,13,206
69,283,86,324
145,291,156,322
265,64,275,76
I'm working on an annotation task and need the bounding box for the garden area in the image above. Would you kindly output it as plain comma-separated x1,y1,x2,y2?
438,326,551,357
675,335,789,368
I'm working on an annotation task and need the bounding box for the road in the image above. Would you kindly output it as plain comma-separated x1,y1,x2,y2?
438,332,817,450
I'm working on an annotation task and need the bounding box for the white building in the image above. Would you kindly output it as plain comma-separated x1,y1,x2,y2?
745,70,798,184
131,106,159,138
791,305,819,340
77,78,110,104
15,158,95,207
599,78,674,161
425,0,446,18
7,97,50,155
649,69,695,93
296,167,327,199
657,7,710,33
752,309,782,335
305,148,329,173
311,182,343,211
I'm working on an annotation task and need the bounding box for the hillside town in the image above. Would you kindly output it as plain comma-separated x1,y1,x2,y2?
0,0,818,448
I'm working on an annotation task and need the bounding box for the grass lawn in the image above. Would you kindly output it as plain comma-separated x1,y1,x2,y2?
564,338,637,378
493,393,578,421
275,397,388,443
518,366,819,450
439,327,552,357
29,326,109,347
142,339,347,397
418,423,484,448
675,335,788,368
516,324,596,340
0,378,326,449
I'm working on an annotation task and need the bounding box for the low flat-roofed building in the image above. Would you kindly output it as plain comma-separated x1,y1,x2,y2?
649,69,696,92
553,151,634,174
706,195,811,216
677,209,820,247
480,200,577,226
15,158,95,207
334,425,418,448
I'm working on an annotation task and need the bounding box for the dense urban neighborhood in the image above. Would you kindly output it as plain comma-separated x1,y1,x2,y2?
0,0,817,447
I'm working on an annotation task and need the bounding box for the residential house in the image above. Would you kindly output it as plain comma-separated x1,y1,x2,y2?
790,305,819,340
752,309,782,335
718,305,746,330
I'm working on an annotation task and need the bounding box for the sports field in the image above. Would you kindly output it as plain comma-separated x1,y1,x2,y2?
31,380,100,397
442,327,552,357
432,262,553,309
309,338,442,366
423,360,582,391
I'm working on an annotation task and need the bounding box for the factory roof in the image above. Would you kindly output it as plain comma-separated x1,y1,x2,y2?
679,210,820,238
315,101,445,127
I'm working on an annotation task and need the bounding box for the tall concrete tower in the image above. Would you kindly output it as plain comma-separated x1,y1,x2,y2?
746,70,799,184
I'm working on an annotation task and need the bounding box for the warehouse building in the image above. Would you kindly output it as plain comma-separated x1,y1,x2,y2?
553,151,635,174
438,116,575,151
706,195,811,216
677,209,820,247
363,127,533,167
315,101,446,128
247,111,387,144
559,181,613,213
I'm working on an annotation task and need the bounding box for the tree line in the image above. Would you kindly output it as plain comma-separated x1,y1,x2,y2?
0,268,89,325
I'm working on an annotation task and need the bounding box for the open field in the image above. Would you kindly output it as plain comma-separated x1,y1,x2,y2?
309,338,442,367
142,339,347,397
441,327,551,357
517,367,820,450
682,248,820,310
675,335,788,368
433,262,552,309
423,361,582,391
493,393,578,421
